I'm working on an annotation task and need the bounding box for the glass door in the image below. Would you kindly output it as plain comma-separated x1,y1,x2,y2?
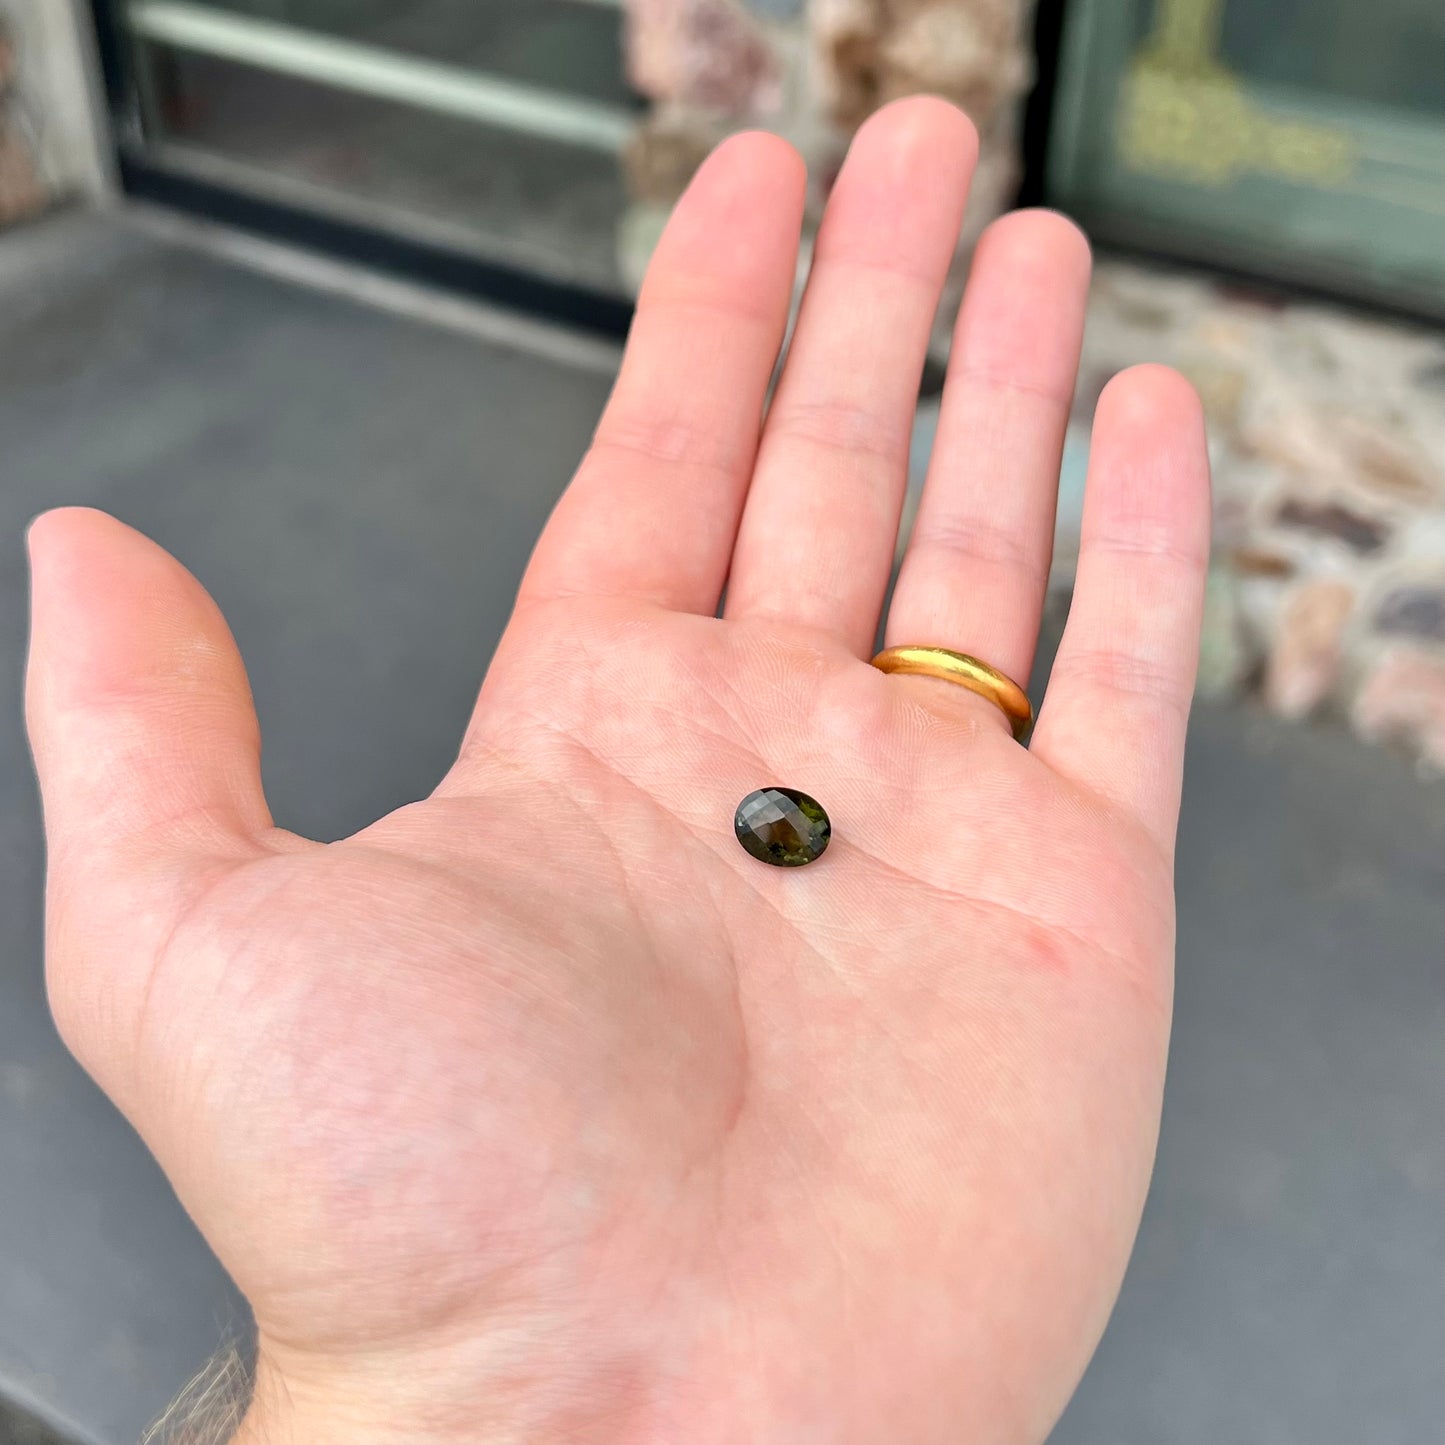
1047,0,1445,314
105,0,642,307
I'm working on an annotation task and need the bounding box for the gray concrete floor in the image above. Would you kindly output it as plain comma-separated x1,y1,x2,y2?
2,209,1442,1445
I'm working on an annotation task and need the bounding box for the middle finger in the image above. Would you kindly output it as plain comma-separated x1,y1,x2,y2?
724,97,978,655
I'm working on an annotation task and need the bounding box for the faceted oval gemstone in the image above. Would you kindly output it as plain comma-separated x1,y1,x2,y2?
734,787,831,867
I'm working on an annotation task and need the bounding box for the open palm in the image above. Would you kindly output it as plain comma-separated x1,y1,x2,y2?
28,100,1209,1445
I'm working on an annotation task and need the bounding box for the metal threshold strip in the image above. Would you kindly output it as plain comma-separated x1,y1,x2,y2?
126,0,634,153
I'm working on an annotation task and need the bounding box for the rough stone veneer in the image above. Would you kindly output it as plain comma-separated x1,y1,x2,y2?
1039,263,1445,770
0,10,48,227
619,0,1038,346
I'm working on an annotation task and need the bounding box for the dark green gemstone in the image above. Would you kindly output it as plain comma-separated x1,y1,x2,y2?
734,787,831,868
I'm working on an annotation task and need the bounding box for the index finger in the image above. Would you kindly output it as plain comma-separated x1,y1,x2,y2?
519,132,806,615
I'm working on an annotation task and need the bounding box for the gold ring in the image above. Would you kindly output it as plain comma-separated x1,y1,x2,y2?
870,646,1033,741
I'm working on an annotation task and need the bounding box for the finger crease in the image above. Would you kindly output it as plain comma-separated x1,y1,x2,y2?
908,521,1050,587
763,401,909,464
1049,648,1191,716
590,427,749,479
945,365,1076,408
1084,533,1209,572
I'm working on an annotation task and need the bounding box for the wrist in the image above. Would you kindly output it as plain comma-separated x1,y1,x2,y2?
230,1350,479,1445
229,1302,697,1445
231,1334,652,1445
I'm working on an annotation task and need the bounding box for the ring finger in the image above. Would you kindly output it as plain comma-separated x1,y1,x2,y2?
885,209,1092,693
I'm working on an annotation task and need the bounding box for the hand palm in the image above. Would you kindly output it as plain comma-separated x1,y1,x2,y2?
29,102,1209,1445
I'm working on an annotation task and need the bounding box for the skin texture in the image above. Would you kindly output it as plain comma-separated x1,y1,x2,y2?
26,100,1210,1445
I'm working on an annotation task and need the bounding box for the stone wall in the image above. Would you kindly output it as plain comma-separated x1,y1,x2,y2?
1059,265,1445,770
0,0,108,229
619,0,1038,344
898,268,1445,769
0,11,47,227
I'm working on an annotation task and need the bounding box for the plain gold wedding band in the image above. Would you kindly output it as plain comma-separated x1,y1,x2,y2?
870,646,1034,742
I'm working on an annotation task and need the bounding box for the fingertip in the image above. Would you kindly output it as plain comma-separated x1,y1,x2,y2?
26,506,64,558
644,128,806,307
687,128,807,217
944,207,1092,412
1096,363,1206,438
26,505,243,715
28,510,117,666
25,508,269,858
1082,364,1213,580
858,94,980,169
819,95,978,264
28,506,120,569
28,508,183,636
976,208,1093,281
709,128,806,186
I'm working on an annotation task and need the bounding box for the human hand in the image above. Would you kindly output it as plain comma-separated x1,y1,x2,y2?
27,98,1209,1444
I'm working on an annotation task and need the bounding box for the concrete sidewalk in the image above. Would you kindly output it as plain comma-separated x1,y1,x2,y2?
2,209,1442,1444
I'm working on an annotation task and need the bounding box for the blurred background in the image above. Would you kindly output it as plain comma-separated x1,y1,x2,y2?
1,1,1443,1441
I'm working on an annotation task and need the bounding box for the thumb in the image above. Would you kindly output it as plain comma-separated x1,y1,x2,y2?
26,508,274,1078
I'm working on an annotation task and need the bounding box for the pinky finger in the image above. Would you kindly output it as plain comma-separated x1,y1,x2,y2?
1029,365,1211,855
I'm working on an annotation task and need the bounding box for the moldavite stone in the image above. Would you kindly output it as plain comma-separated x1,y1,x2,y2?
734,787,831,867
